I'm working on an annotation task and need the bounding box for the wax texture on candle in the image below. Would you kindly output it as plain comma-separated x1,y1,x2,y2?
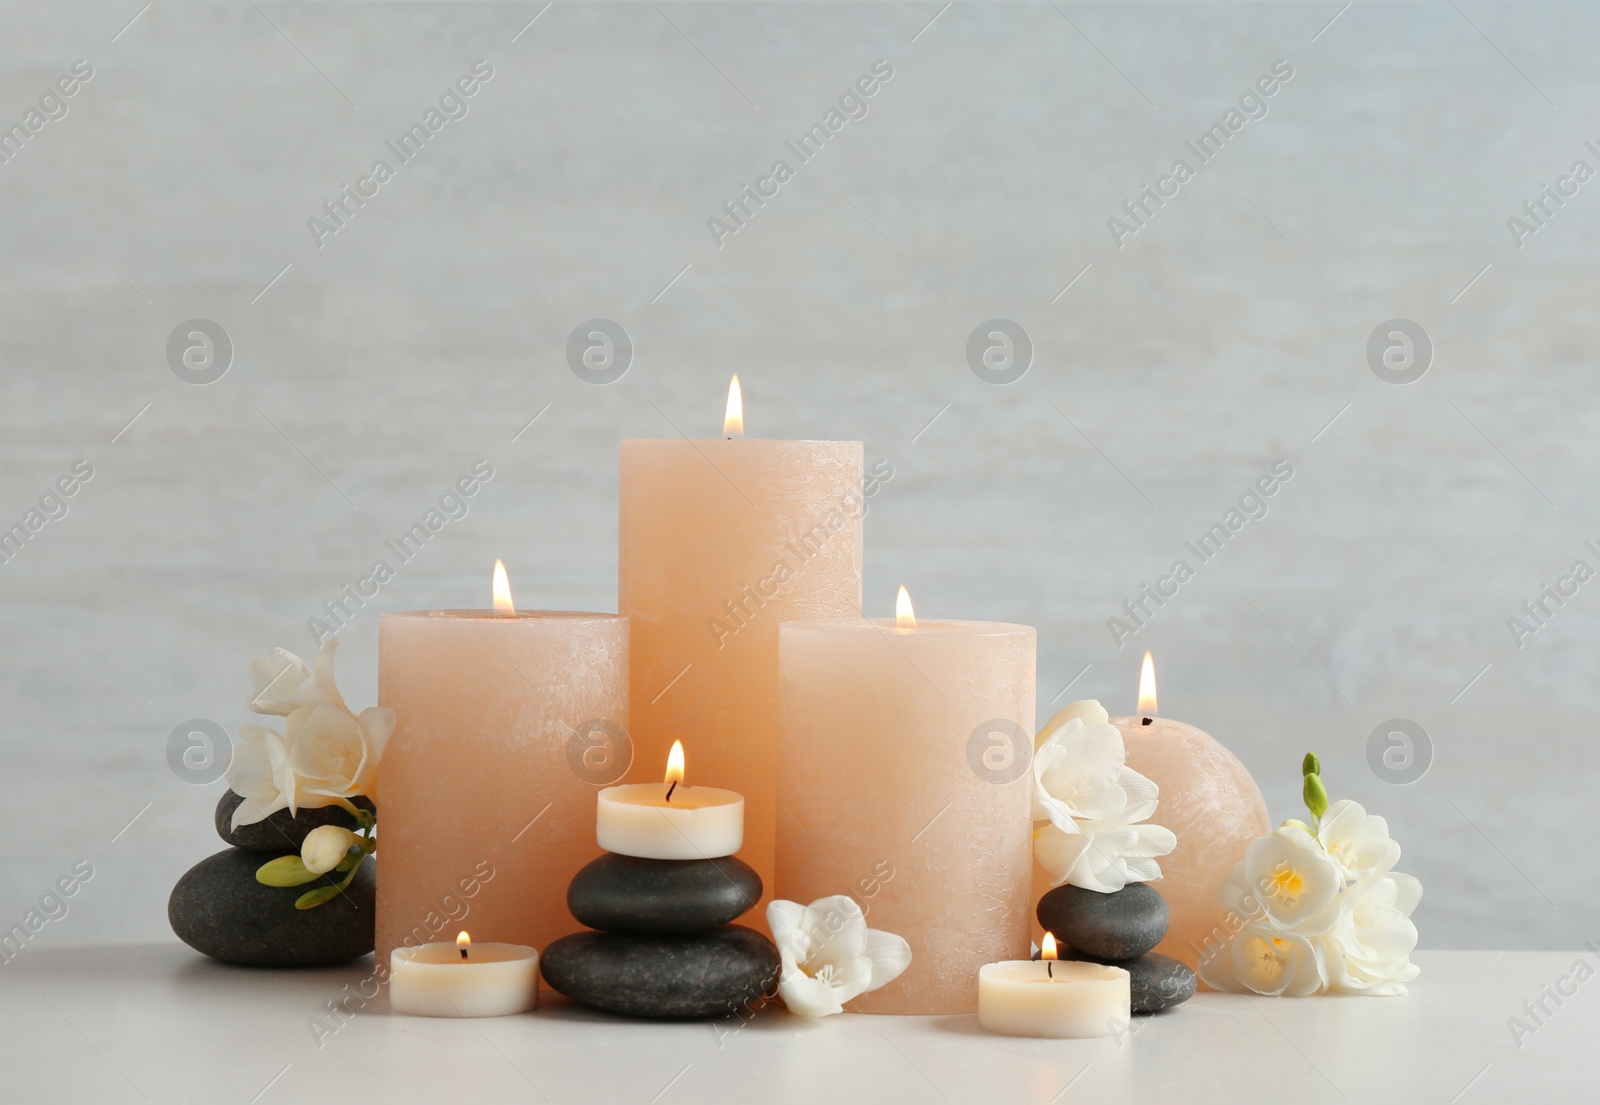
1111,716,1270,971
390,941,539,1017
621,438,864,929
977,959,1130,1038
595,783,744,860
376,611,628,970
777,617,1035,1014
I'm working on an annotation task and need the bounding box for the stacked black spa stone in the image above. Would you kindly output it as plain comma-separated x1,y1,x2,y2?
1036,883,1196,1014
540,852,779,1018
166,790,376,967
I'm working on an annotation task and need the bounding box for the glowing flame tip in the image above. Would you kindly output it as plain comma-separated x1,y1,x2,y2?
665,740,685,787
723,375,744,438
492,560,514,613
1137,651,1157,716
1041,932,1058,961
895,585,916,629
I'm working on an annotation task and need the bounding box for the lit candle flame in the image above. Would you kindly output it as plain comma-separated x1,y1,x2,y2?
665,740,685,788
457,931,471,959
724,375,744,438
493,560,515,614
895,585,917,629
1041,932,1058,960
1137,651,1157,716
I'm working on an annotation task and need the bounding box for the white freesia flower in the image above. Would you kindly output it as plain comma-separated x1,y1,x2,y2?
1239,827,1343,932
767,896,911,1016
1201,776,1424,998
1031,701,1175,893
1034,814,1178,894
226,724,294,827
226,640,393,828
1200,924,1327,997
1319,873,1421,996
1316,800,1401,881
301,825,361,875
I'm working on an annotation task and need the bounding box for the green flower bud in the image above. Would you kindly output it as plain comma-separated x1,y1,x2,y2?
1302,751,1321,777
1303,772,1329,821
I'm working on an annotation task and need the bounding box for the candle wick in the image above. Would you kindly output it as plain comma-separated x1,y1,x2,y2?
460,948,468,960
1141,717,1153,726
1047,960,1053,979
665,780,678,803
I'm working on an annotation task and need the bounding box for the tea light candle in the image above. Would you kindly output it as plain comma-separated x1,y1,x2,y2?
390,932,539,1017
978,935,1129,1039
596,741,744,860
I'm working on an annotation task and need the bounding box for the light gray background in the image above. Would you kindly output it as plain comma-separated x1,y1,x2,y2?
1,1,1593,952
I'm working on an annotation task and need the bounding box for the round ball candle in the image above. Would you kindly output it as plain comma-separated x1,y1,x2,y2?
978,936,1129,1039
390,932,539,1017
620,378,864,928
1112,653,1270,971
777,588,1035,1014
596,741,744,859
376,564,629,970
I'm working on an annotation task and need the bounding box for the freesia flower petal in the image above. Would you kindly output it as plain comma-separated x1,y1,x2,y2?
1033,699,1109,750
863,929,912,989
766,896,912,1016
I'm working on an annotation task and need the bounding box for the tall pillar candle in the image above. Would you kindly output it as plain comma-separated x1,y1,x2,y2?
777,595,1035,1014
619,384,863,927
376,599,628,970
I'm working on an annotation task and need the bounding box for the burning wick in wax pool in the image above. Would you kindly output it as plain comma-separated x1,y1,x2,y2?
724,375,743,439
1138,650,1156,725
664,740,685,803
1042,931,1057,978
492,560,514,614
458,931,470,960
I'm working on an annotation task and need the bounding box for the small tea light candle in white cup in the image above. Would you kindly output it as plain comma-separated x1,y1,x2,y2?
390,932,539,1017
978,933,1130,1038
596,740,744,860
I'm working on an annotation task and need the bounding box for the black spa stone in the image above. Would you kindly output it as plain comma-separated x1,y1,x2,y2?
567,853,762,933
1068,951,1196,1014
540,926,780,1019
215,790,375,853
1036,882,1169,961
168,846,375,967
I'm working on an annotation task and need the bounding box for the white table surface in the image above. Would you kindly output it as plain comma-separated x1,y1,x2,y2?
0,946,1586,1104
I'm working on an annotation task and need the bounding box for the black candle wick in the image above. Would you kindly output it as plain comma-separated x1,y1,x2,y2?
1141,717,1153,726
460,948,468,960
665,779,679,803
1047,960,1053,978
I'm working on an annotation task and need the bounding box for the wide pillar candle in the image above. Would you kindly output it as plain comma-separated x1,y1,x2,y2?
376,611,628,969
777,616,1035,1014
620,437,863,927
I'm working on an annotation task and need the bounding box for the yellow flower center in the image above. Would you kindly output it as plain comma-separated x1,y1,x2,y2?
1269,866,1305,904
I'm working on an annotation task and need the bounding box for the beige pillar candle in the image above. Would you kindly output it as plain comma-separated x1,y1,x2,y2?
620,380,863,927
376,566,628,969
777,589,1035,1014
1112,653,1269,971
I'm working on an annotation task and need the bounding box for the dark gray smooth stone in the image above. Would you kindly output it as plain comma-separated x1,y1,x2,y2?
540,926,779,1019
215,790,375,853
568,853,762,933
1037,882,1169,960
168,847,375,967
1069,951,1196,1013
